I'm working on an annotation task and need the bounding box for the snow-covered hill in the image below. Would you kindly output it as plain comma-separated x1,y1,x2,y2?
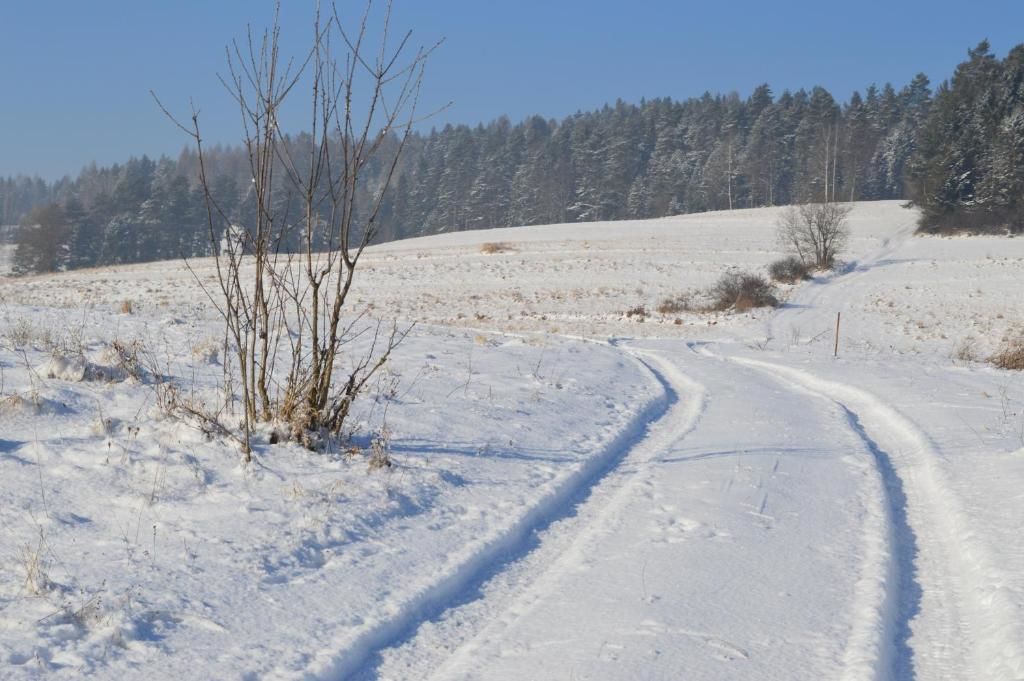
1,201,1022,680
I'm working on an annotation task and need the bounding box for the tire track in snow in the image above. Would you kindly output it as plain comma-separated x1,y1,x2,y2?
836,404,921,681
395,342,892,680
415,346,707,681
729,355,1024,681
303,343,704,680
691,343,907,680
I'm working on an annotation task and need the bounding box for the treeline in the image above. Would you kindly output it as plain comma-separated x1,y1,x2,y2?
0,176,58,226
907,41,1024,233
3,41,1021,274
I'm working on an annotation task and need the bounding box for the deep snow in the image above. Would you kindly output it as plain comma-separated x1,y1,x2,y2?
1,201,1022,680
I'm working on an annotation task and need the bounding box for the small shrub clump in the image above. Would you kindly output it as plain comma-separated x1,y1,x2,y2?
768,256,811,284
624,304,648,320
990,338,1024,370
480,242,515,254
656,295,693,315
952,337,980,364
710,272,778,312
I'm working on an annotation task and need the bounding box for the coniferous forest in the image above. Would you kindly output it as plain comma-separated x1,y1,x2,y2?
2,41,1022,275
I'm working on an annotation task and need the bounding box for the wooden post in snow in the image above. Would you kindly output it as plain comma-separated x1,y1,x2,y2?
834,312,841,358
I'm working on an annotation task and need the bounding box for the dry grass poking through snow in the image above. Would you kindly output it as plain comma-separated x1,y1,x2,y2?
952,337,981,365
655,295,693,315
479,241,516,254
990,337,1024,370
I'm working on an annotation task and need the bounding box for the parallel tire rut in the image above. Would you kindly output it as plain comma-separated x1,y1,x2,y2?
731,355,1023,681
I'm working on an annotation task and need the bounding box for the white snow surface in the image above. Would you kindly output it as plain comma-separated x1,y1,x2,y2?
0,200,1022,680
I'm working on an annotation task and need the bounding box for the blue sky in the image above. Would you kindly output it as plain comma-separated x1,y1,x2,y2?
2,1,1022,179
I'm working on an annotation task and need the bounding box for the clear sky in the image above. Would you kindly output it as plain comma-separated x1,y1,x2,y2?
2,0,1023,180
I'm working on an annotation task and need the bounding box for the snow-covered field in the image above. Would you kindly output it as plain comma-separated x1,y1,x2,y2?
1,200,1022,680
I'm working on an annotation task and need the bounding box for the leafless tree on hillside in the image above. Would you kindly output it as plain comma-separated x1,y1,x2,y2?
776,202,852,270
157,1,443,458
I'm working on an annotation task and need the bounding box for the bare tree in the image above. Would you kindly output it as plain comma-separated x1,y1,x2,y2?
157,1,442,458
776,202,852,270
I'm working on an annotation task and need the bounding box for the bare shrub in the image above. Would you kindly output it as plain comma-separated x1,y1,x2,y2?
768,256,811,284
990,338,1024,370
157,2,437,459
624,305,648,319
480,242,515,254
657,272,776,316
777,203,852,270
6,318,34,348
4,315,89,357
710,272,778,312
111,339,145,382
5,317,54,351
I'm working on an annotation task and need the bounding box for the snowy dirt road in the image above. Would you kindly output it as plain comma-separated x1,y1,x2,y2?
361,353,1022,681
370,342,883,680
369,338,1016,681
